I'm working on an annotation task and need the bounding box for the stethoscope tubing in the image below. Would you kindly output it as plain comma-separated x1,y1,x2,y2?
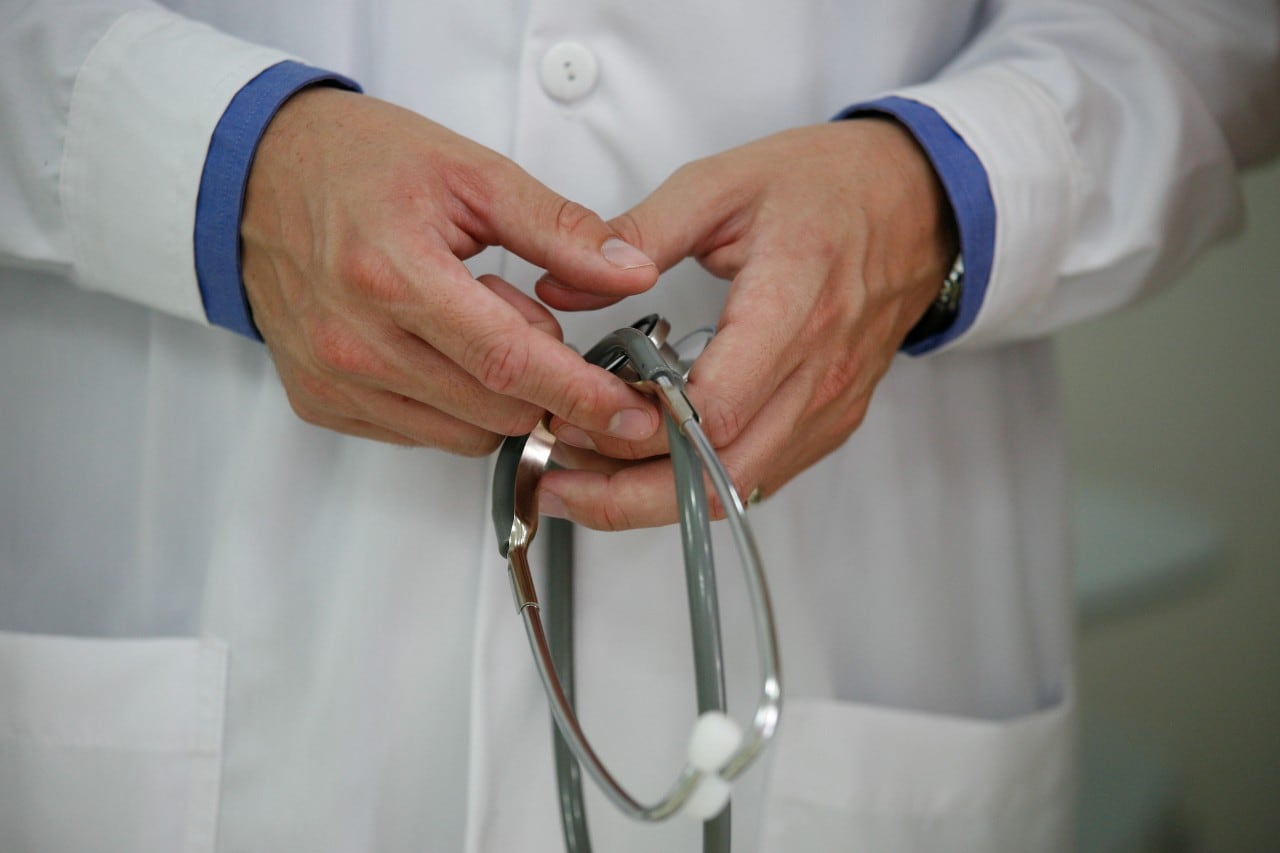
546,407,735,853
667,413,733,853
497,321,783,850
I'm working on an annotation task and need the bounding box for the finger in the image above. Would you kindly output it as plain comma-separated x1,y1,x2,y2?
697,363,820,517
533,275,626,312
543,363,812,529
767,392,872,500
535,169,725,312
476,160,659,300
683,248,835,448
288,369,506,456
609,166,731,273
553,247,834,460
549,441,648,476
398,254,662,442
541,457,681,530
290,406,422,446
545,411,670,462
350,387,507,456
369,274,560,436
292,307,548,437
477,274,562,338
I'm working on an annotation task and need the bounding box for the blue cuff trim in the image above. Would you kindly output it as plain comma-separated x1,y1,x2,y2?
194,61,361,340
835,96,996,354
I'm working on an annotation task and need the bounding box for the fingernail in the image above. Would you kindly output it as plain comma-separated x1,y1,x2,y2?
601,237,655,270
608,408,655,440
555,425,596,451
540,492,568,519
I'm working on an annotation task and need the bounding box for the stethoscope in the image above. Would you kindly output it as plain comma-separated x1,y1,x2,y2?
492,316,783,853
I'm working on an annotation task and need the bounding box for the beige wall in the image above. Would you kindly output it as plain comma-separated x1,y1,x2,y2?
1059,159,1280,850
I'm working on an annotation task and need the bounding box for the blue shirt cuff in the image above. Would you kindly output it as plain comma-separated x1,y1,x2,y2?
194,61,361,341
835,96,996,354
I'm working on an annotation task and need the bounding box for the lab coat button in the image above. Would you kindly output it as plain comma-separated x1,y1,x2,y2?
540,41,599,102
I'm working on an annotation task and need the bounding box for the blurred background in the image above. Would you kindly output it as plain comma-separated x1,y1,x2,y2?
1062,159,1280,852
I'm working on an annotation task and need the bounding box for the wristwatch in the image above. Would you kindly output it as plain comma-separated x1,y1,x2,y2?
902,253,964,348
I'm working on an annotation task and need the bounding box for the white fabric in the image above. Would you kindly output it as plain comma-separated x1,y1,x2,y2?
0,632,227,852
0,1,1275,851
62,7,292,322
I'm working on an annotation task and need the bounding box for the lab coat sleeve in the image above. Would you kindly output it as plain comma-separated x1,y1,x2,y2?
837,97,997,355
879,0,1280,349
0,1,295,325
196,61,360,340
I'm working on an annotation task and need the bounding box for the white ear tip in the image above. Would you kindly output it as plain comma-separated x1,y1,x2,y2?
687,711,743,774
684,773,732,821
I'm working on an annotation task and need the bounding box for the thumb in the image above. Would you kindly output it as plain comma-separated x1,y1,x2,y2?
483,164,658,301
536,174,715,311
611,161,726,271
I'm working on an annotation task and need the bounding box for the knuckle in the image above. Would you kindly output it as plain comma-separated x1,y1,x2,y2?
337,244,403,304
454,431,504,458
597,435,648,461
557,378,606,431
700,399,746,449
306,318,379,377
492,404,543,438
552,197,601,238
597,495,634,533
284,391,327,428
815,358,858,409
710,459,752,521
842,395,871,435
290,369,340,408
443,152,505,221
277,358,343,412
707,497,726,522
468,329,530,395
726,460,753,498
793,229,841,264
608,212,644,248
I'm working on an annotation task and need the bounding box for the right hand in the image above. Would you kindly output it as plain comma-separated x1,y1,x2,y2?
240,86,662,454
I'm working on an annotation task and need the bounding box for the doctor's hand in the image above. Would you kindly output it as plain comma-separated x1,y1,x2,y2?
535,118,956,528
240,86,661,454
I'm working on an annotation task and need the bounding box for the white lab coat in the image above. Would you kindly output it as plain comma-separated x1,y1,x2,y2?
0,1,1275,851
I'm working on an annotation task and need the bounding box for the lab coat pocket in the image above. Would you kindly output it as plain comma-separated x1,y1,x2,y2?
0,632,228,853
758,693,1075,853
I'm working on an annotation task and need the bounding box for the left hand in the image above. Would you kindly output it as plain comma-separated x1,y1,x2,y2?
536,118,957,529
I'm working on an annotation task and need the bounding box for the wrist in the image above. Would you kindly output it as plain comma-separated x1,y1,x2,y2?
833,96,995,353
245,86,349,220
846,116,959,342
903,253,964,348
195,62,361,339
